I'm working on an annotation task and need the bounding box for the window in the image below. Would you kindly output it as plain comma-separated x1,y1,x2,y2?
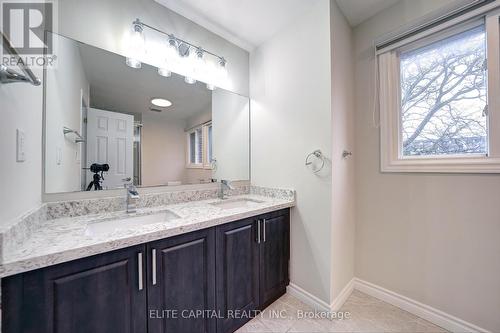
400,26,487,157
188,127,203,165
186,122,213,169
379,15,500,173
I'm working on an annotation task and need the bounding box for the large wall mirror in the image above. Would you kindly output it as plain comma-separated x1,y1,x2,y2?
44,33,249,194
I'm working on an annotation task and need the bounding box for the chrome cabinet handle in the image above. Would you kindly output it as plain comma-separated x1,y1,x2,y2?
263,219,267,242
256,220,261,244
152,248,157,286
138,252,143,291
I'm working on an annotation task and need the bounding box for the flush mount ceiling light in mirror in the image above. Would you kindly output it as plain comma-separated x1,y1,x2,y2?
125,18,228,90
151,98,172,108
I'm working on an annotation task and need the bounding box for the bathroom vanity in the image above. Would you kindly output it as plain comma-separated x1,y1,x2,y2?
0,29,294,333
1,190,293,333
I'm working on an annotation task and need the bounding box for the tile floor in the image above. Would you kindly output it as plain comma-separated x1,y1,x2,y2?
236,290,447,333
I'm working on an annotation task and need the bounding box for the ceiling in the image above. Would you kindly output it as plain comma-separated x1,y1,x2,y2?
336,0,400,26
78,42,211,121
154,0,321,51
154,0,401,50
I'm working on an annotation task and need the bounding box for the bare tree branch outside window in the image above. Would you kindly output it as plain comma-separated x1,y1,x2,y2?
400,25,487,156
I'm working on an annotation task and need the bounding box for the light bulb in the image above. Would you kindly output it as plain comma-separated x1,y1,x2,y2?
205,60,217,89
161,35,179,73
126,20,145,69
126,57,141,69
158,67,171,77
182,47,197,84
218,57,228,78
184,76,196,84
194,48,207,80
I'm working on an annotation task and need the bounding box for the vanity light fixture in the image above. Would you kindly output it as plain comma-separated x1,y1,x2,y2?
126,19,227,90
151,98,172,108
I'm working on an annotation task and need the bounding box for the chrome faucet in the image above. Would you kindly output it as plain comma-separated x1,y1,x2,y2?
219,180,235,199
125,184,140,213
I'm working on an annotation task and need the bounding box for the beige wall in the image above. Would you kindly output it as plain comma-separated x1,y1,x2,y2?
141,112,212,186
251,0,333,303
330,0,356,302
141,112,187,186
353,1,500,331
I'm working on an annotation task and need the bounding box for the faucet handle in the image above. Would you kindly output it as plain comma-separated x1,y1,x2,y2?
221,179,235,190
125,183,139,196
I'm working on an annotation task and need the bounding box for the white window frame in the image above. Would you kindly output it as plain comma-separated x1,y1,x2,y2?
186,125,205,169
379,12,500,173
186,122,213,170
203,122,213,169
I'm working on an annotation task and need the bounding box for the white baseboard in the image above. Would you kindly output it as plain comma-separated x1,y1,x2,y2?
287,278,489,333
287,279,354,313
353,278,490,333
286,283,331,312
331,278,355,311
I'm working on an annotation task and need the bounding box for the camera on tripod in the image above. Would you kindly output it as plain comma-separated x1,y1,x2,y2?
84,163,110,191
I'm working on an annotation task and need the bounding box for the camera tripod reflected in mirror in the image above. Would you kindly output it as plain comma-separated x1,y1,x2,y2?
84,163,110,191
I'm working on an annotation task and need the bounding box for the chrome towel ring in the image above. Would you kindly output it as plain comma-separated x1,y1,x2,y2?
305,149,325,173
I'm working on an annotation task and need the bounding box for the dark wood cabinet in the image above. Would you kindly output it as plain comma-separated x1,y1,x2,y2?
259,209,290,308
147,228,216,333
2,245,147,333
215,209,290,333
215,218,260,333
2,208,290,333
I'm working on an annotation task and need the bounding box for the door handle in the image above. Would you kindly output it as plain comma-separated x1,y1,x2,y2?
152,248,157,286
263,219,267,242
138,252,144,291
122,177,132,182
257,220,261,243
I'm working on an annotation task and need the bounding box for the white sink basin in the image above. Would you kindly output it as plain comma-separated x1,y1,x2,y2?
85,210,180,236
210,198,264,210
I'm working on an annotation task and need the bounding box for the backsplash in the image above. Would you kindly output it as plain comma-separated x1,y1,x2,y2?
0,205,47,262
46,185,250,220
250,186,295,200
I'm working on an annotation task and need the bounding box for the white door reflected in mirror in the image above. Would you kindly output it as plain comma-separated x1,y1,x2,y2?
86,108,134,190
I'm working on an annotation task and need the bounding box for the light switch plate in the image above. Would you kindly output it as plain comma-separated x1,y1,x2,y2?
16,129,26,162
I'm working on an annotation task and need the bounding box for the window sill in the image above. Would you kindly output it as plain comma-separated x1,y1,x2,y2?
186,164,204,169
381,156,500,173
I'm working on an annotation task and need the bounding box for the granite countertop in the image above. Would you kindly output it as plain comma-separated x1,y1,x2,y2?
0,194,294,278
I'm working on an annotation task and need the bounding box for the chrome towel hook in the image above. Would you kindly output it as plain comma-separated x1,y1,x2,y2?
342,150,353,158
305,149,325,173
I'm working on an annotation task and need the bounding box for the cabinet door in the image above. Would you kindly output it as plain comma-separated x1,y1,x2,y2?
215,218,260,333
2,245,147,333
147,228,216,333
259,209,290,308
